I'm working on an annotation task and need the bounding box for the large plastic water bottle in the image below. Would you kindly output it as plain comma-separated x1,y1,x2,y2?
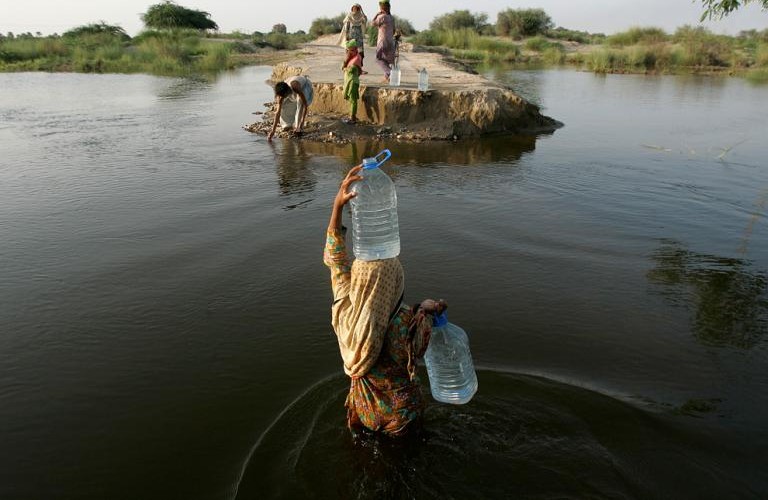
424,311,478,404
389,63,401,87
349,149,400,261
417,67,429,91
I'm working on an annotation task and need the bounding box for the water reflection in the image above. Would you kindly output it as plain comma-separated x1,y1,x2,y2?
274,140,317,202
648,240,768,349
479,66,546,107
156,76,213,100
296,134,538,169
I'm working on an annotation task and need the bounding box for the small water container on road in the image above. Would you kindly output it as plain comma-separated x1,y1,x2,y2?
418,67,429,91
389,64,401,87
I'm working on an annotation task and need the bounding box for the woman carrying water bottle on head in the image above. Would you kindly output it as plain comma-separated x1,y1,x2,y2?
324,164,446,437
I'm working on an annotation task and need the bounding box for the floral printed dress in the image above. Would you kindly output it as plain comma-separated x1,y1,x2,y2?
324,228,430,437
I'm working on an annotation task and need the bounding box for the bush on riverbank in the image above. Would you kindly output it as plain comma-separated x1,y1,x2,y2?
409,21,768,81
570,26,768,75
0,27,251,75
496,8,553,39
410,29,520,63
545,27,605,44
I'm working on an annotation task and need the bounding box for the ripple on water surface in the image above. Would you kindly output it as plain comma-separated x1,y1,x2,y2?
234,370,762,500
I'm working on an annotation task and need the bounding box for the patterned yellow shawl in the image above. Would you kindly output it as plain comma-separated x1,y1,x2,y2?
331,258,403,378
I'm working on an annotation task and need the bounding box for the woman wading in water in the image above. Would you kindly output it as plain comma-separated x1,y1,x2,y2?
324,166,445,437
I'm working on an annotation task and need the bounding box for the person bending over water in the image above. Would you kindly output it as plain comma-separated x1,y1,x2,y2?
324,165,445,437
267,75,313,141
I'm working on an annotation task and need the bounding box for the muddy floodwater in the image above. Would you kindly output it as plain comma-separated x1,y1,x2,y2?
1,67,767,499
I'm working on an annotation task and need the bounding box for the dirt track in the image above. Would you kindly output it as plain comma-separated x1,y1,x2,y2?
245,35,561,143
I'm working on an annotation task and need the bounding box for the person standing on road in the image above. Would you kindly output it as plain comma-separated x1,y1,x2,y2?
339,3,368,70
371,0,395,83
341,40,363,124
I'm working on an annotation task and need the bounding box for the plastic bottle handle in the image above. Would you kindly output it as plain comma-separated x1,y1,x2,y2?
363,149,391,169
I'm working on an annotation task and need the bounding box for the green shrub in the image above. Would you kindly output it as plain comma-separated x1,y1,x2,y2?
142,1,218,30
546,27,598,44
525,36,563,52
411,29,518,56
264,32,293,50
0,37,68,62
756,42,768,66
607,27,668,46
587,49,631,72
673,25,733,66
496,8,553,39
395,17,418,36
429,10,488,33
542,46,566,64
63,22,129,41
450,49,485,61
745,67,768,83
409,30,442,46
196,41,232,71
309,14,345,38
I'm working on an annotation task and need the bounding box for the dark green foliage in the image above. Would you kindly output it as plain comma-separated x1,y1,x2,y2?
429,10,488,33
309,14,345,38
546,27,604,44
497,8,553,39
524,36,563,52
395,17,417,36
700,0,768,20
272,24,287,34
63,22,130,41
673,25,734,66
141,2,218,31
607,27,668,46
252,31,311,50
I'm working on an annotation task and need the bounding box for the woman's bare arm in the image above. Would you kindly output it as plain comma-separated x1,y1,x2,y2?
328,165,363,231
267,96,284,141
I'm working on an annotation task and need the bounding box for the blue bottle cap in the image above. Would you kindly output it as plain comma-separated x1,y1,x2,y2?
433,311,448,327
362,149,391,170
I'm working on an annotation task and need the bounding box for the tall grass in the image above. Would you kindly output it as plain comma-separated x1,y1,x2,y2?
672,25,733,67
411,28,519,62
576,26,768,75
0,29,250,75
524,36,562,52
607,27,668,46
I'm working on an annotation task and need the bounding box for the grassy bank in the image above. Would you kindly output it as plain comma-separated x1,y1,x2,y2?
0,26,309,76
409,26,768,82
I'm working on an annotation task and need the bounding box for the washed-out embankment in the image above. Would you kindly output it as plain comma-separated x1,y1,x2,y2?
247,41,561,142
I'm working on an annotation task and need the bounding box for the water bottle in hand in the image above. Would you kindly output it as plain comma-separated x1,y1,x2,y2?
424,311,478,404
350,149,400,261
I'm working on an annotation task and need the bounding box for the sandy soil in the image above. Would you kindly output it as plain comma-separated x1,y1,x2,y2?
244,34,561,143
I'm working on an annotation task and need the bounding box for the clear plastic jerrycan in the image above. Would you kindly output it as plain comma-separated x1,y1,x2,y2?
418,67,429,91
389,64,401,87
424,311,478,404
349,149,400,261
